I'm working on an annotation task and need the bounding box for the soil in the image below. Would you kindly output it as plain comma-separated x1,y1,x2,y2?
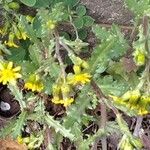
80,0,134,25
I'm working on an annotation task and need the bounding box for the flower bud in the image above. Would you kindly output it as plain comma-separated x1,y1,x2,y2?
121,91,131,101
8,2,20,10
82,61,89,69
61,84,70,94
23,137,30,144
129,89,140,104
73,65,81,74
46,20,56,30
133,49,146,66
52,84,60,95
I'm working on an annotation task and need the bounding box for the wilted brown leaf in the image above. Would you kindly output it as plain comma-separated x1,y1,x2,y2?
0,138,27,150
122,57,137,73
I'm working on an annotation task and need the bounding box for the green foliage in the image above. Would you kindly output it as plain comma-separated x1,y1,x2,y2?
63,85,93,128
73,7,94,29
78,121,120,149
8,84,26,110
27,99,45,123
6,47,27,63
0,0,149,149
33,0,52,8
74,17,84,29
0,111,27,138
20,0,36,6
96,75,129,96
90,24,129,74
12,111,27,138
45,113,75,140
76,5,86,16
125,0,150,17
0,120,16,138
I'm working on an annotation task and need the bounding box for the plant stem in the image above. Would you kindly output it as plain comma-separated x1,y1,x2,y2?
91,80,107,150
54,31,66,82
133,116,143,137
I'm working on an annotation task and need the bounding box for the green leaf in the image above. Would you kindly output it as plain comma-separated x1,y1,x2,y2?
38,60,60,79
33,16,42,38
33,0,51,8
78,29,88,40
6,0,13,2
45,113,75,141
28,99,45,123
0,120,16,138
90,25,129,74
64,0,79,7
63,85,93,129
29,43,42,66
74,17,84,29
43,76,53,94
20,16,37,42
92,24,111,41
8,84,26,110
107,61,129,81
20,0,36,6
21,61,38,75
89,40,115,74
6,47,26,63
12,111,27,138
76,5,86,16
83,16,94,27
125,0,150,17
96,75,129,96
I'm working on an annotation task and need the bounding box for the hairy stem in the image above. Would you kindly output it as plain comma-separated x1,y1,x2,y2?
54,31,66,82
91,80,107,150
133,116,143,137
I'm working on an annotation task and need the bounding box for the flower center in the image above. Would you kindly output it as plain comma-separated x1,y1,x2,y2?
1,69,14,79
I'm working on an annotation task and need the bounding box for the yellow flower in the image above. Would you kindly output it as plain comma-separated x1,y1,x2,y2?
46,20,56,30
138,108,148,115
110,91,150,116
73,65,81,74
21,32,28,40
67,73,91,85
63,98,74,107
52,84,61,95
17,135,24,144
110,95,126,105
52,96,74,107
136,95,150,115
4,40,19,48
0,61,21,85
24,75,43,92
52,96,63,104
81,61,89,69
4,32,19,48
61,83,71,94
133,49,146,66
26,15,34,23
16,31,28,40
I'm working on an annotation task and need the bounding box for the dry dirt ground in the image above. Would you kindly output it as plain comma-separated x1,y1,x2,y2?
80,0,133,25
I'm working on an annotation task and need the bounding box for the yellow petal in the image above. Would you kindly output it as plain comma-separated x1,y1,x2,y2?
15,73,22,78
7,62,13,70
2,79,7,85
0,63,4,70
13,66,21,71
